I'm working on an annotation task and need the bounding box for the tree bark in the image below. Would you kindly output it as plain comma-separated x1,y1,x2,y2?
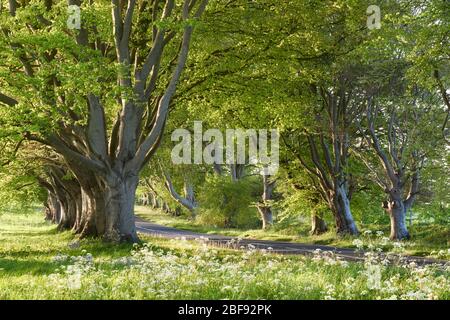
45,192,61,223
311,213,328,235
258,207,273,230
383,189,410,240
332,185,359,235
163,170,197,217
230,163,245,182
151,193,159,208
102,174,139,242
78,183,104,238
256,174,275,229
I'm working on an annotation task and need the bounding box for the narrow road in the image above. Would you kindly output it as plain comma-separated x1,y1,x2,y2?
135,217,448,267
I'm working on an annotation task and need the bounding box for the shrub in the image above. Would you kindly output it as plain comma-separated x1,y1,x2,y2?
197,175,260,228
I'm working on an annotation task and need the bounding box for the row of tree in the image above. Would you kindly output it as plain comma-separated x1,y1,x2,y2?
0,0,448,242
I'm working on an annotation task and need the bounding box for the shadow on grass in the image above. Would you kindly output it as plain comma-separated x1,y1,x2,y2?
0,257,56,276
0,229,61,237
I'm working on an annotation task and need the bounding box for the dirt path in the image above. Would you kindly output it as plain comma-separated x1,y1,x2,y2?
135,217,448,267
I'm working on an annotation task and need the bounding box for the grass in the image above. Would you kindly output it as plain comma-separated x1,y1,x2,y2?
135,206,450,259
0,210,449,300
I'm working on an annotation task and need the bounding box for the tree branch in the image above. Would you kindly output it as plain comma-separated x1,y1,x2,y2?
0,92,18,106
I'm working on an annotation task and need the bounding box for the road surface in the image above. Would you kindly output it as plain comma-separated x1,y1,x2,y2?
135,217,448,267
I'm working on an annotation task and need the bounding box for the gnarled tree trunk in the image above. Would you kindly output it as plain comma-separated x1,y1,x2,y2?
288,84,361,237
332,185,359,235
103,174,139,242
163,170,197,218
10,0,209,243
365,100,421,240
45,192,61,224
382,187,412,240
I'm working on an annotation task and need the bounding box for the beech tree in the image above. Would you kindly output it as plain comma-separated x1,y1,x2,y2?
358,89,444,240
282,81,361,236
353,0,449,239
0,0,208,242
363,100,418,240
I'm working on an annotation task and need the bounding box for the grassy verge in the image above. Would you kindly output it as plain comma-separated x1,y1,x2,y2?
135,206,450,259
0,210,449,300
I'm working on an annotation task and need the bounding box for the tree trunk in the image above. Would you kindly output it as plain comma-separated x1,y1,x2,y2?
46,192,61,223
174,206,182,216
258,206,273,230
383,190,410,240
332,185,359,236
44,202,53,221
230,163,245,182
257,174,275,230
311,213,328,235
183,181,197,219
78,183,104,238
162,201,170,214
46,173,70,231
65,161,138,242
71,192,83,233
58,177,81,232
388,205,410,240
151,193,159,208
365,101,421,241
163,170,197,217
103,174,139,243
57,199,71,231
139,193,149,206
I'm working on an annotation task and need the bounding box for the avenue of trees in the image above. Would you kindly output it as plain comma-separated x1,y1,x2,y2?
0,0,448,242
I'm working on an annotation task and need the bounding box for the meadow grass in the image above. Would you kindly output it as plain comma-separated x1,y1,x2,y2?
0,210,449,300
135,206,450,259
